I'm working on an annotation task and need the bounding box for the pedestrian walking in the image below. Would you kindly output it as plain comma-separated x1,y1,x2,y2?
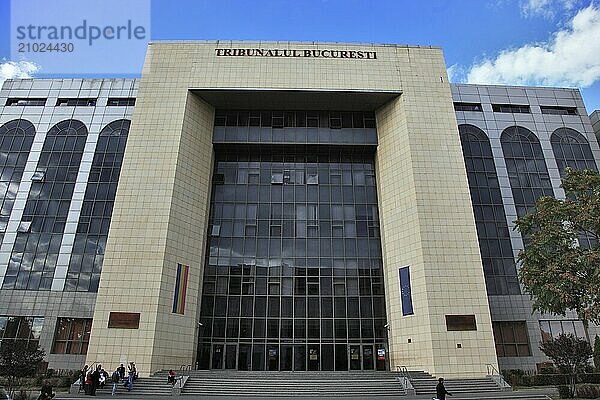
168,369,176,386
127,362,136,391
79,365,89,393
117,364,126,380
89,365,101,396
434,377,452,400
111,369,120,396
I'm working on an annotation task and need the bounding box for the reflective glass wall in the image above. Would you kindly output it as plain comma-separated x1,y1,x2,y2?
197,110,387,371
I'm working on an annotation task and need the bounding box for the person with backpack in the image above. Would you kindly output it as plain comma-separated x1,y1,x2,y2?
111,369,120,396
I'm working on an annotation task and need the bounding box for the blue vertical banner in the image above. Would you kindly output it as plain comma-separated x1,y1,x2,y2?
399,266,414,316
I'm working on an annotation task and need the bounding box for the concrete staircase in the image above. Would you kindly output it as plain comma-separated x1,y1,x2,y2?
90,376,174,396
173,370,406,397
408,370,505,396
403,370,546,399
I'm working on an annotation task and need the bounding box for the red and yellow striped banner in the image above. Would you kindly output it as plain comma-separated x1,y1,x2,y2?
172,263,189,314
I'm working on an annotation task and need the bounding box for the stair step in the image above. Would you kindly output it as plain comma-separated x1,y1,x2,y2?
176,372,406,397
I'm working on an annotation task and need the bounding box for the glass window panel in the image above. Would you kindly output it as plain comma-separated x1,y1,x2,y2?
200,145,387,370
460,125,519,295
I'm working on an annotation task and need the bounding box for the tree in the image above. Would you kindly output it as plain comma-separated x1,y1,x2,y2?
0,339,45,397
594,335,600,372
515,168,600,342
539,333,592,397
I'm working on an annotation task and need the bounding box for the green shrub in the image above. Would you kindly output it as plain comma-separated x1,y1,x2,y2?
533,374,568,386
537,362,557,374
575,384,600,398
557,385,573,398
502,369,527,386
503,373,600,387
59,375,75,387
580,373,600,384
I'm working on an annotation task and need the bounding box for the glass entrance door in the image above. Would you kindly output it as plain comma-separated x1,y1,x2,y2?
267,345,279,371
349,345,361,370
362,345,374,370
225,344,237,369
238,344,251,370
375,344,387,371
212,344,224,369
307,344,319,371
280,345,293,371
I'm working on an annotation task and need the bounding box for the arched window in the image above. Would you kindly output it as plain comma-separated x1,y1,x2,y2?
65,119,130,292
550,128,597,175
459,124,519,295
501,126,554,219
3,120,88,290
551,128,598,248
0,120,36,240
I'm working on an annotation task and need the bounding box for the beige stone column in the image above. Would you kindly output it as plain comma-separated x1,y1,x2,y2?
86,43,214,374
375,47,498,378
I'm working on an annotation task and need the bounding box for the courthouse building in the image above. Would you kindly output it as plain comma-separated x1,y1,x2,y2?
0,41,599,378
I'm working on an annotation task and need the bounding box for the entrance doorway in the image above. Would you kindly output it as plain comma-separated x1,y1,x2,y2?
307,344,319,371
349,345,361,370
204,342,387,371
267,345,279,371
226,344,237,369
212,344,223,369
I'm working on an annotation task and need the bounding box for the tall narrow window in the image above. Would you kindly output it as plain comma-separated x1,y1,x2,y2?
65,120,129,292
459,124,519,295
0,120,36,242
550,128,598,248
501,126,553,219
3,120,88,290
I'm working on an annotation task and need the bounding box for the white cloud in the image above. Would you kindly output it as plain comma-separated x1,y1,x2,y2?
0,60,41,87
464,5,600,88
520,0,580,18
447,64,463,83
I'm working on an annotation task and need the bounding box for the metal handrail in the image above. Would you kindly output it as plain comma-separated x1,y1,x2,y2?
397,365,412,380
485,364,511,389
486,363,500,376
394,366,415,395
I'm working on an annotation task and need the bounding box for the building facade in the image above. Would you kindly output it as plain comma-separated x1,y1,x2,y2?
0,41,598,378
0,78,137,369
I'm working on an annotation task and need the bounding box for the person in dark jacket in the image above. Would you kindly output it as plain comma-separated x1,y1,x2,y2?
117,364,126,380
80,365,89,393
436,377,452,400
168,370,176,386
37,380,55,400
89,366,101,396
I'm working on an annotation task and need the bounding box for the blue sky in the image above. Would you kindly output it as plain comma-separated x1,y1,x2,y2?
1,0,600,112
